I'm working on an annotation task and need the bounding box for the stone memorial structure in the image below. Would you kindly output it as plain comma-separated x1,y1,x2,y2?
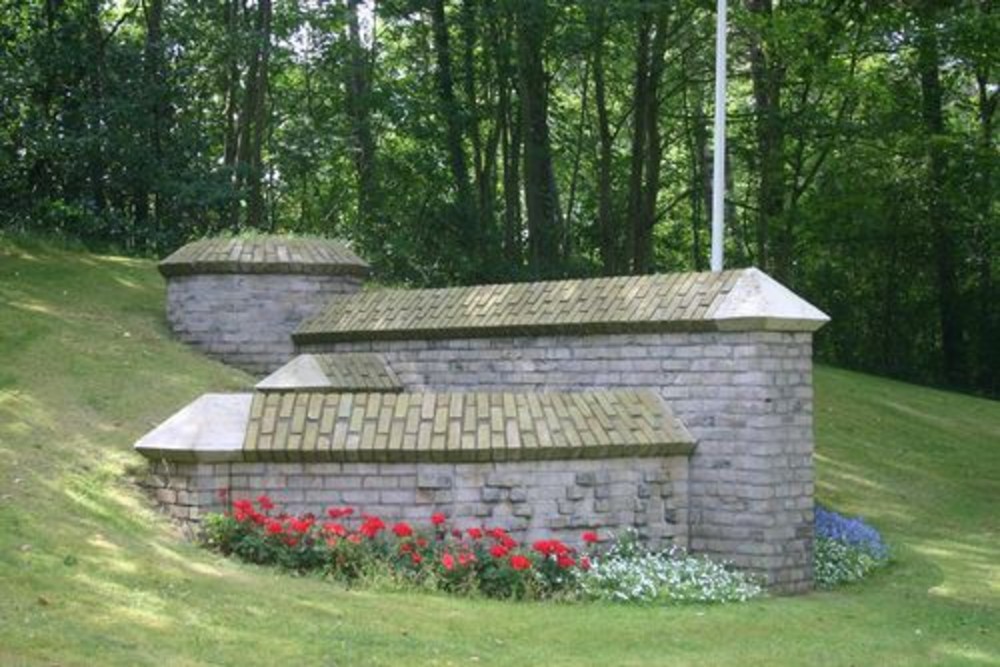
141,236,828,593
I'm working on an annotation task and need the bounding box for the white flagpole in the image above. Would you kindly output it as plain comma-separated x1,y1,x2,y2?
710,0,727,272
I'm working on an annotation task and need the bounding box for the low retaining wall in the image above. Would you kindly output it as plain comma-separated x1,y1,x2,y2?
142,457,689,550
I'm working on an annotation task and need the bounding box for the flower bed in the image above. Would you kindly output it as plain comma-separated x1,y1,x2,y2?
200,494,763,604
813,505,890,588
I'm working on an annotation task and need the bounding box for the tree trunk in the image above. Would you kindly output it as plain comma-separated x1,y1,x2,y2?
430,0,478,249
84,0,107,218
625,10,652,274
515,0,561,277
346,0,377,231
493,8,521,266
222,0,242,228
917,3,963,386
460,0,484,217
684,70,710,272
746,0,786,277
245,0,271,228
973,0,996,393
634,8,669,274
590,5,616,274
136,0,166,244
564,56,590,260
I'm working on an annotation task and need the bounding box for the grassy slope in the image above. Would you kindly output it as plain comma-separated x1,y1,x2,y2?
0,239,997,667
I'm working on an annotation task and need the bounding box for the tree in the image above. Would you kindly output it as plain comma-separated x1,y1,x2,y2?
514,0,561,277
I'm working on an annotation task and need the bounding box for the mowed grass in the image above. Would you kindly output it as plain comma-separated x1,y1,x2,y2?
1,237,998,667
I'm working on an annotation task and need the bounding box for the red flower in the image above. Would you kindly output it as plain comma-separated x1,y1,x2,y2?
327,507,355,519
582,531,600,544
284,536,299,547
392,522,413,538
400,542,414,554
580,556,592,571
501,536,519,549
265,519,283,535
441,553,456,571
232,499,254,521
411,553,423,565
489,545,508,559
451,529,463,539
347,534,363,544
416,537,428,548
323,522,347,537
289,517,312,534
256,494,275,511
431,513,447,526
509,554,532,571
532,540,570,557
556,554,576,569
466,528,483,540
359,516,386,539
486,527,508,540
458,552,476,567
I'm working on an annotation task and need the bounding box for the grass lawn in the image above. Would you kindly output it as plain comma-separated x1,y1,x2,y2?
1,237,998,666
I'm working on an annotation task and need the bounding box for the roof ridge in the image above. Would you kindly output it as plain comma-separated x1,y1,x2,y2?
294,267,827,343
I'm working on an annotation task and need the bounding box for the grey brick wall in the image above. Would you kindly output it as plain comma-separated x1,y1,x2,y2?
142,456,688,551
298,330,816,592
164,274,362,374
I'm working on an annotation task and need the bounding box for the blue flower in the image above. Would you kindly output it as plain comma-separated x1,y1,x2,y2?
815,505,889,561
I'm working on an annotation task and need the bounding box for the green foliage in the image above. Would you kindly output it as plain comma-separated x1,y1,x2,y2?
0,0,996,394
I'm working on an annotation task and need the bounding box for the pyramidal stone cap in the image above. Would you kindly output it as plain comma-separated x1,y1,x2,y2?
256,353,402,393
294,267,829,344
711,267,830,331
134,393,252,463
158,236,370,278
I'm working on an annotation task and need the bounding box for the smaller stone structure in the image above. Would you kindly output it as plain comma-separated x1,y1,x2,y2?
136,387,693,550
159,236,369,373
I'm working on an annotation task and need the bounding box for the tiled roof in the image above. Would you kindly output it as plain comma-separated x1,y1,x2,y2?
294,268,828,343
158,236,370,277
256,354,402,393
242,389,694,463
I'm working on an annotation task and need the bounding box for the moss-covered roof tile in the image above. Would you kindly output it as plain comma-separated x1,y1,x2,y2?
294,267,828,343
243,389,694,463
158,236,370,277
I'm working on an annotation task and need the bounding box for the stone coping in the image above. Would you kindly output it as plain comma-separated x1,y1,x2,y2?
158,236,370,277
256,354,402,393
134,389,695,464
294,268,829,344
134,393,252,463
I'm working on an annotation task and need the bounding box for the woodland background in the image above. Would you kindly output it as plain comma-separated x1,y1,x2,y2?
0,1,996,395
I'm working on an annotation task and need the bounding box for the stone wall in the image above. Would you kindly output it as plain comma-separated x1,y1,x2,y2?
298,330,815,592
142,456,689,550
165,274,362,374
